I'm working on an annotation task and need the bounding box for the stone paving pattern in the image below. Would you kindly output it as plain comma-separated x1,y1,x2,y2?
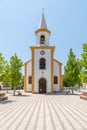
0,92,87,130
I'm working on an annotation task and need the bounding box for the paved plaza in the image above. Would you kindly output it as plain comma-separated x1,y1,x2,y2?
0,91,87,130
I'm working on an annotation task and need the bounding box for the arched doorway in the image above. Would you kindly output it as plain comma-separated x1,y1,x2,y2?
39,78,46,93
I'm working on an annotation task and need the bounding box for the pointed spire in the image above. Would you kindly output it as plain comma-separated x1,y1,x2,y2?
35,11,51,35
39,12,47,29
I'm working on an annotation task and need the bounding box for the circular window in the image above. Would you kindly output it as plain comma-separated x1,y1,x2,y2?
40,50,45,55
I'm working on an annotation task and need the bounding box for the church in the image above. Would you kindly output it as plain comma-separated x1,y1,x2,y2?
24,13,63,93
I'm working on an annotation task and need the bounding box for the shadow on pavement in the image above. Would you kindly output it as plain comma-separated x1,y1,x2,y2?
40,91,82,96
0,100,16,104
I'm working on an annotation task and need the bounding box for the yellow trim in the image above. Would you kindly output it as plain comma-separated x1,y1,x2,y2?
54,59,62,65
24,60,32,92
24,65,27,92
31,46,55,93
30,46,55,50
61,75,63,91
51,48,54,93
24,59,32,65
54,59,63,91
35,28,51,35
24,46,63,93
59,65,63,91
31,48,34,93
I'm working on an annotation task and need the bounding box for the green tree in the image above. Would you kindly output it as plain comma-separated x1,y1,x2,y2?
63,75,70,88
2,63,11,92
64,48,81,94
20,76,24,88
0,53,7,82
76,59,82,91
10,53,23,95
80,43,87,83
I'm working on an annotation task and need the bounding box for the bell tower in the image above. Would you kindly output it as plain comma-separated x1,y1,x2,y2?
35,12,51,46
24,12,63,94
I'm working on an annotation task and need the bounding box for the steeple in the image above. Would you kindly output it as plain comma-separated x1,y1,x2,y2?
39,12,47,29
35,12,51,46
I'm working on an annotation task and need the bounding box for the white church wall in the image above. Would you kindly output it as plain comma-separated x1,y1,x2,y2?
34,49,51,93
24,12,63,93
54,61,60,91
36,32,49,46
26,61,32,92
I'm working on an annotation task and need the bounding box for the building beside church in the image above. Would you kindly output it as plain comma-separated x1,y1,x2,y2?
24,13,63,93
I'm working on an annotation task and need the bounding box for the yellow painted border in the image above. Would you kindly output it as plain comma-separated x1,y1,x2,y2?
59,65,63,91
51,48,54,92
54,59,63,91
31,48,34,93
24,46,63,93
24,60,32,92
24,65,27,92
30,46,55,93
54,59,62,65
30,46,55,50
24,59,32,65
35,28,51,35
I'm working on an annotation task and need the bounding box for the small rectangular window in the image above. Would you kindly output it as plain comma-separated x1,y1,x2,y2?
54,76,58,84
28,76,32,84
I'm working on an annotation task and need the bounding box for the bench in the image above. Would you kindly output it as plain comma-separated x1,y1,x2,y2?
82,92,87,96
0,93,8,101
80,92,87,100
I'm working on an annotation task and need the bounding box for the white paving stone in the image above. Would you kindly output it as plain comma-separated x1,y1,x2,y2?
0,91,87,130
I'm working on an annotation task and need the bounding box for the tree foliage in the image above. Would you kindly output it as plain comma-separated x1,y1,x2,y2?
76,59,82,90
64,48,82,93
10,53,23,89
0,53,7,82
80,43,87,83
2,63,11,87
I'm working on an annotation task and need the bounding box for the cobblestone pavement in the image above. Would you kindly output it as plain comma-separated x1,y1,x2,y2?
0,92,87,130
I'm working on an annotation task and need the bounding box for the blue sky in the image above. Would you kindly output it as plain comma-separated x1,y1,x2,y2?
0,0,87,74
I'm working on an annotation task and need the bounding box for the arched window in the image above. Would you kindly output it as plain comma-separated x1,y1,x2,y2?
28,76,32,84
54,76,58,84
40,35,45,44
39,58,46,69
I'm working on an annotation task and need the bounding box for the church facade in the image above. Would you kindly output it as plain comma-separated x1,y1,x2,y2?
24,13,63,93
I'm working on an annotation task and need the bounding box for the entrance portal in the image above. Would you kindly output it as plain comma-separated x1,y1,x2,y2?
39,78,46,93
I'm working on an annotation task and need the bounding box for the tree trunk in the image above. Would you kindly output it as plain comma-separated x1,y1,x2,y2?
13,88,15,96
78,86,80,92
71,87,74,94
